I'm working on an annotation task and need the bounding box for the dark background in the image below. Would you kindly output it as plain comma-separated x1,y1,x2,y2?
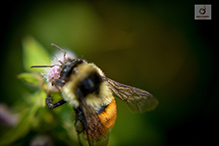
0,0,217,146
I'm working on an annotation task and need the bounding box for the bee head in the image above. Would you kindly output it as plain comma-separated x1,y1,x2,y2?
59,59,86,81
31,43,85,82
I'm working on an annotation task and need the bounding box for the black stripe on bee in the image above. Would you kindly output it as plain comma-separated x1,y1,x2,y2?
75,72,104,101
96,104,109,114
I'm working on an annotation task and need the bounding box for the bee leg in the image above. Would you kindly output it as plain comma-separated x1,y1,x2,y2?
77,132,83,146
46,92,66,109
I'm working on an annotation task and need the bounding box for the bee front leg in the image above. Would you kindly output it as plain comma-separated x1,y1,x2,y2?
46,92,66,109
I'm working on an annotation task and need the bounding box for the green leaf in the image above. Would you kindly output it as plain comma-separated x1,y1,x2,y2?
0,91,42,145
0,108,30,146
17,72,42,87
22,36,51,72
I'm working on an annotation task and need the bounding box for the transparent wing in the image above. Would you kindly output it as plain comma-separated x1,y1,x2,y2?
106,78,158,113
86,130,110,146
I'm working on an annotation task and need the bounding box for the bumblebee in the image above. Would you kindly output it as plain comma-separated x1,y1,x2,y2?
31,44,158,146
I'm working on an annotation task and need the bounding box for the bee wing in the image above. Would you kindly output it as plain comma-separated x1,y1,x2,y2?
81,101,110,146
106,78,158,113
86,130,110,146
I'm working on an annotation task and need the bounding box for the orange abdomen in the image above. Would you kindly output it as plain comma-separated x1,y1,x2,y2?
84,97,117,142
98,97,117,133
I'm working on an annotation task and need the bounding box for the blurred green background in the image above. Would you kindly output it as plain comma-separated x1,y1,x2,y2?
0,0,217,146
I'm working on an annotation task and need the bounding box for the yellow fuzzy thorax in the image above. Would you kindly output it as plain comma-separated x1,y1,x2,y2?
61,63,113,111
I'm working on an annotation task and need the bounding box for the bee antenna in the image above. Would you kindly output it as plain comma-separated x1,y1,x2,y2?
51,43,67,62
30,65,55,68
58,60,64,65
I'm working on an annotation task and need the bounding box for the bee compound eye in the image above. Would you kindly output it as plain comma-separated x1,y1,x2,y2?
61,65,71,77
